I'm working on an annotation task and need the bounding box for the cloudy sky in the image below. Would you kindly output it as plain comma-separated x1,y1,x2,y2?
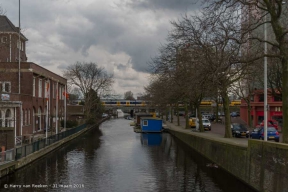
1,0,200,98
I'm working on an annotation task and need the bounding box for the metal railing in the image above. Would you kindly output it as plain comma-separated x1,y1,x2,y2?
15,124,87,160
0,149,15,163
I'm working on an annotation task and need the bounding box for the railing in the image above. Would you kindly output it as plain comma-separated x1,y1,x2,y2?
15,124,87,160
0,149,15,163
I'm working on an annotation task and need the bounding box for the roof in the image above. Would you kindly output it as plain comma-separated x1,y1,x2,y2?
0,15,28,40
136,113,153,117
140,117,162,120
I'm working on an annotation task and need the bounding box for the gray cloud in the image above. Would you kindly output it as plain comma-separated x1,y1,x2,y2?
128,0,201,11
116,63,127,71
1,0,200,95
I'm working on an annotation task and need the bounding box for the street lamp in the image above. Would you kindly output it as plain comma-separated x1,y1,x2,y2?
264,13,268,141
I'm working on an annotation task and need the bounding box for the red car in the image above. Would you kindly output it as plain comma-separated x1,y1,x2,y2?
259,120,279,130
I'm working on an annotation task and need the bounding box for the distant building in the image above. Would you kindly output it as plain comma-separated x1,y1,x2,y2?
240,89,282,127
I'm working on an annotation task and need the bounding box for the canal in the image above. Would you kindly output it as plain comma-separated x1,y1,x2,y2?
0,118,256,192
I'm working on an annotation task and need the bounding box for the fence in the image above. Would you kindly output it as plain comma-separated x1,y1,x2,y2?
0,149,15,163
15,124,87,160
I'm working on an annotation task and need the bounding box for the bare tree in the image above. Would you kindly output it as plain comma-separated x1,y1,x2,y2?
204,0,288,142
124,91,135,100
170,9,249,137
63,62,114,122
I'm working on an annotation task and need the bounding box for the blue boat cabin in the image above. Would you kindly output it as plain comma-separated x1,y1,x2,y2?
140,117,163,132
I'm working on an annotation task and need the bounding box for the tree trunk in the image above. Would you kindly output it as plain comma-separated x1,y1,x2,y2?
197,104,204,132
222,91,232,138
216,99,219,122
177,103,180,126
170,105,173,123
247,99,252,128
165,107,169,121
282,56,288,143
185,102,189,129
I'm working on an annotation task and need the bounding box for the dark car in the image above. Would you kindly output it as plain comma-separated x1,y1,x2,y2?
250,127,279,142
231,123,249,138
230,112,238,117
209,114,216,122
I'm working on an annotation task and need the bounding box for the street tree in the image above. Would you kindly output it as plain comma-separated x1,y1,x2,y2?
205,0,288,142
170,8,249,137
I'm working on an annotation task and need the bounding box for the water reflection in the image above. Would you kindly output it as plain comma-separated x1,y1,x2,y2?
0,119,256,192
141,133,162,146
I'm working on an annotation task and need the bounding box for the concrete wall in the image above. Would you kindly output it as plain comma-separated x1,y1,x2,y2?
168,129,288,192
248,140,288,192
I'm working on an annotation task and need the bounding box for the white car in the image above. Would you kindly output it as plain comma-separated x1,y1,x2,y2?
197,118,211,131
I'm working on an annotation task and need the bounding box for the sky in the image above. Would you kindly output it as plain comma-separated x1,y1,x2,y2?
1,0,201,98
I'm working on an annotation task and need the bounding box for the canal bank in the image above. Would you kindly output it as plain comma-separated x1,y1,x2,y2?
0,117,109,179
165,121,288,192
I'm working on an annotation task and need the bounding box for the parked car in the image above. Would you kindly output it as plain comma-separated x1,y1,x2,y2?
250,127,279,142
177,111,185,116
197,118,211,131
189,118,197,128
230,112,238,117
202,114,212,119
259,119,279,130
231,123,249,138
102,113,108,118
209,114,216,122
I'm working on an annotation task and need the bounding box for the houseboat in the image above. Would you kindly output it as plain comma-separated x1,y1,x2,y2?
140,117,163,133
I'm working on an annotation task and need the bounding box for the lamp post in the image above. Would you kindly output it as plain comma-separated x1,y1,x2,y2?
18,0,21,94
264,13,268,141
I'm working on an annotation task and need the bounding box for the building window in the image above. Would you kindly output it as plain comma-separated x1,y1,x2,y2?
39,79,42,97
45,81,48,99
28,109,31,125
259,94,264,102
0,111,3,127
274,94,282,101
4,82,10,92
33,77,36,97
25,109,27,125
0,82,11,93
143,120,148,126
1,36,8,43
38,107,42,130
5,109,11,127
53,83,55,99
22,109,24,126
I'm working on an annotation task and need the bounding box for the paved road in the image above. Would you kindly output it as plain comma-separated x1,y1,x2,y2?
168,115,282,143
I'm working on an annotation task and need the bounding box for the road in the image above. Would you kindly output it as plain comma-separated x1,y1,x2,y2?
170,115,282,142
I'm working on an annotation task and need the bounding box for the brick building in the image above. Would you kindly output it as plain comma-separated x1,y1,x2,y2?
0,62,67,150
0,16,28,62
0,16,67,150
240,90,282,127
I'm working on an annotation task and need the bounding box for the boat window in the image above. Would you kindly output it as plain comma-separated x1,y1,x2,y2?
143,120,148,126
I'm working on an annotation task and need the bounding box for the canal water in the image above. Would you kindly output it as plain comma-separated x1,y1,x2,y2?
0,118,256,192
